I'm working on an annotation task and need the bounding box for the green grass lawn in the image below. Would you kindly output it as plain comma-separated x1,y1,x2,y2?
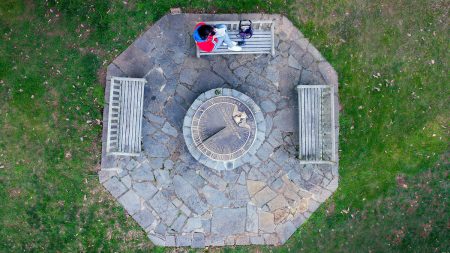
0,0,448,252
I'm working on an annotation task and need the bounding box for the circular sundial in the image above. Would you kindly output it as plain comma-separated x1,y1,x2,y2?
192,96,256,161
183,88,265,171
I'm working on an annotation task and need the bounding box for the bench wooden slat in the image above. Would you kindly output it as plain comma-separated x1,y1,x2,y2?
226,41,273,45
310,89,317,160
218,40,273,45
316,88,321,158
227,34,272,38
125,81,132,151
227,31,272,35
125,82,132,152
300,86,306,157
305,88,311,158
136,80,145,152
131,81,137,151
202,48,271,53
203,20,274,25
129,82,135,152
132,81,141,152
130,82,136,151
199,46,272,52
119,81,127,152
315,88,318,158
316,89,320,158
318,88,323,158
229,37,273,42
132,81,138,151
131,81,140,152
213,47,272,52
227,35,272,38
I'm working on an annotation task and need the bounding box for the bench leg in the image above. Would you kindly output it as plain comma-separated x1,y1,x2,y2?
196,47,200,58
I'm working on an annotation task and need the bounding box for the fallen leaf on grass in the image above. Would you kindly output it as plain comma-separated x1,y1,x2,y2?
396,175,408,189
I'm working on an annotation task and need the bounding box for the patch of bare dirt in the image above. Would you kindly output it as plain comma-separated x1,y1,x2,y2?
78,47,106,57
420,220,433,238
64,151,72,160
46,30,65,37
12,0,35,22
396,174,408,189
97,66,107,87
8,188,22,197
326,202,335,216
90,164,101,174
388,227,406,245
75,23,91,40
46,87,59,123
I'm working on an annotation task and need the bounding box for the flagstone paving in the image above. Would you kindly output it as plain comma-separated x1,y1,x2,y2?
100,13,339,248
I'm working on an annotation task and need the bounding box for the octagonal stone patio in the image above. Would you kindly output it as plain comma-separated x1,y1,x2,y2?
100,13,339,248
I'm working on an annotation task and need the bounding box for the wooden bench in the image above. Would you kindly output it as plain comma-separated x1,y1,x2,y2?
297,85,337,164
196,20,275,58
106,77,146,156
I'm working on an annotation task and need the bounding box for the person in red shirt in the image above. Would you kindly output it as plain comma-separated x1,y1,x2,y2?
193,23,242,52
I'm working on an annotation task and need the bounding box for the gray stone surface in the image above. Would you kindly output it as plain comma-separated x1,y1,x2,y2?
121,175,132,188
259,211,276,233
170,214,187,232
202,185,230,207
133,182,158,200
173,175,208,215
118,190,141,215
142,120,157,136
145,112,165,125
101,13,339,248
144,140,169,158
227,185,249,207
234,66,250,80
260,100,277,113
180,68,198,85
246,203,258,233
155,222,167,236
256,142,274,161
148,192,179,225
253,186,277,207
250,236,265,245
103,177,128,198
288,55,301,70
211,208,246,236
176,235,192,247
276,221,297,243
132,209,155,229
130,165,154,182
183,217,202,232
166,235,176,246
273,108,297,132
161,122,178,137
192,232,205,248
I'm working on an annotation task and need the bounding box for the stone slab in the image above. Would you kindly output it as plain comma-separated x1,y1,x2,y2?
211,208,246,236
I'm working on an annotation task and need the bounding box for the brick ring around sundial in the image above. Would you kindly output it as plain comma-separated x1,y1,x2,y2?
183,88,266,171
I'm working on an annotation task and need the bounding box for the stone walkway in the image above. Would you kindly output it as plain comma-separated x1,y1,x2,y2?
100,13,339,248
